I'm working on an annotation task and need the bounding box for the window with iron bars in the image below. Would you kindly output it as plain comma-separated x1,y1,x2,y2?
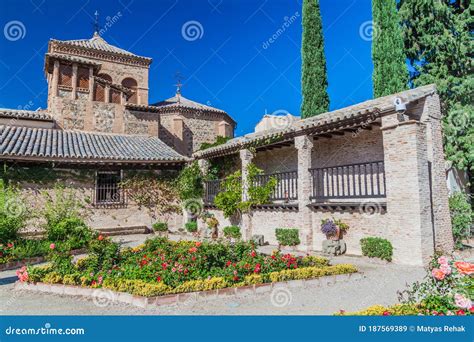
94,171,126,207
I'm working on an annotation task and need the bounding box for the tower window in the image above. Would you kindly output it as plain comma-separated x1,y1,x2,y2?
58,64,72,87
121,77,138,104
77,67,90,89
110,89,121,104
94,83,105,102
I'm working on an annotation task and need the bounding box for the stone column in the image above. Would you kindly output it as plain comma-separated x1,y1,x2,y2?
88,67,94,101
71,63,78,100
295,135,314,252
420,94,454,252
52,60,59,97
105,85,110,103
382,116,434,265
240,149,254,240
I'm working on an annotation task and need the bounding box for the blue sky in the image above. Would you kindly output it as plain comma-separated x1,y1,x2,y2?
0,0,374,136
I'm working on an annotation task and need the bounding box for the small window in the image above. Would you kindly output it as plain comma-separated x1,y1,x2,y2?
94,83,105,102
77,67,90,89
121,77,138,104
58,64,72,87
110,89,121,104
94,171,125,206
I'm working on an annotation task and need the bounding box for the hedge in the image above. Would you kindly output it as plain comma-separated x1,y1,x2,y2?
275,228,300,246
360,237,393,262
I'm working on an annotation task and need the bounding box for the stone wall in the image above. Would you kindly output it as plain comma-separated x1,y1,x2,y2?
12,168,184,233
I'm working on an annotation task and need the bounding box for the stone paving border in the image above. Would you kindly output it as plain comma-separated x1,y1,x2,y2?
14,272,364,309
0,248,87,272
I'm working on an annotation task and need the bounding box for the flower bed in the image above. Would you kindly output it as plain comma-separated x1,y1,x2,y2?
19,236,357,297
338,256,473,316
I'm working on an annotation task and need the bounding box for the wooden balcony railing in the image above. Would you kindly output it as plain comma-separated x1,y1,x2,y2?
309,161,386,201
253,170,298,201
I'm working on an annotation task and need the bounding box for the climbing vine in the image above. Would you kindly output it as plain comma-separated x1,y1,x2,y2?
176,161,204,201
121,174,180,221
214,163,277,218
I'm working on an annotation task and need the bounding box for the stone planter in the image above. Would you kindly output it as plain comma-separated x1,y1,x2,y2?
322,239,347,256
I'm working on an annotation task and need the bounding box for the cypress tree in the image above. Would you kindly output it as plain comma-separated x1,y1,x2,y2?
372,0,408,98
399,0,473,173
301,0,329,118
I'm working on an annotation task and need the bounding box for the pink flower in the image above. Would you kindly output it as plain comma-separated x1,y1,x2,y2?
431,268,446,280
454,293,472,309
171,267,176,272
98,276,103,285
16,266,28,282
437,256,449,266
440,264,451,275
49,243,55,250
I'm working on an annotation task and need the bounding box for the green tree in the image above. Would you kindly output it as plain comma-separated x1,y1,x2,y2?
372,0,408,97
399,0,473,173
301,0,329,118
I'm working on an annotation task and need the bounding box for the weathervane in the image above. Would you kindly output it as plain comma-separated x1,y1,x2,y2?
174,71,184,100
94,10,100,34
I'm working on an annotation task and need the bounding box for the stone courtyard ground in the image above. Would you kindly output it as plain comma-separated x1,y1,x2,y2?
0,233,432,315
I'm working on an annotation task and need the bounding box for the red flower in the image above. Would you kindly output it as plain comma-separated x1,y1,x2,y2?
189,247,197,253
192,256,196,261
250,251,256,258
226,261,232,267
254,263,261,274
271,255,276,260
456,310,465,316
233,276,239,281
49,243,56,250
7,243,13,248
156,276,162,282
382,311,391,316
470,307,474,314
162,263,168,270
195,242,201,247
98,235,104,241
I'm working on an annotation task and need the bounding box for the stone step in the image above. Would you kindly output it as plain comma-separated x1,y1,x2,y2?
95,225,151,236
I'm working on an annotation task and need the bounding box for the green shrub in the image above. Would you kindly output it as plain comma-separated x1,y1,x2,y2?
449,192,472,248
46,217,90,242
0,182,27,244
176,162,203,201
223,225,241,239
360,237,393,262
275,228,300,246
185,221,198,233
11,239,50,260
269,264,357,282
42,185,85,229
152,222,168,232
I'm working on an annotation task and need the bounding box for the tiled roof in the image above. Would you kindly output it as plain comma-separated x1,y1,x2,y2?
152,94,227,114
149,94,236,125
194,84,437,158
0,125,187,163
0,109,53,122
45,53,101,67
51,32,152,61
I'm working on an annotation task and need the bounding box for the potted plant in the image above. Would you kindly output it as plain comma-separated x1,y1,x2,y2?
321,219,349,240
152,222,168,237
200,211,219,239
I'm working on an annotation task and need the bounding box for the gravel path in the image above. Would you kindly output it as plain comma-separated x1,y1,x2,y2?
0,234,426,315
